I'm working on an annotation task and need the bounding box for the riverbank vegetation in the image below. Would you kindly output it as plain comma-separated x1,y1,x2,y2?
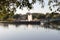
0,12,60,21
0,0,60,24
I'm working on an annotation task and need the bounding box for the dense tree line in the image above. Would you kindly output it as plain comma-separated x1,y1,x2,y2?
0,12,60,21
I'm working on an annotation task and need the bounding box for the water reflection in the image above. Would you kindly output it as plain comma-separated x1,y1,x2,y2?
43,24,60,30
0,23,60,30
0,23,60,40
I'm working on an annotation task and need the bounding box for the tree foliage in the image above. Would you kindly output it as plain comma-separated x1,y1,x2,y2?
0,0,60,12
0,0,60,21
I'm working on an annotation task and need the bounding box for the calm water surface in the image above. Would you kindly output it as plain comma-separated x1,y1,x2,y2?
0,23,60,40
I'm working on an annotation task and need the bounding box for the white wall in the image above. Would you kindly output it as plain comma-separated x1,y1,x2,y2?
28,14,32,21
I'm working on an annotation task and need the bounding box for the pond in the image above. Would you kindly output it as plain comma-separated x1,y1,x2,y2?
0,23,60,40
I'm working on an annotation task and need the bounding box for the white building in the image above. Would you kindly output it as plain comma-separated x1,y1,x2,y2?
28,13,32,21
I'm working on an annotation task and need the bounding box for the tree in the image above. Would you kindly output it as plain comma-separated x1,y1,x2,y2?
38,14,46,19
13,14,20,19
0,0,60,14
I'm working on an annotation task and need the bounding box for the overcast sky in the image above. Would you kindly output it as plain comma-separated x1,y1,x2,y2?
15,0,60,14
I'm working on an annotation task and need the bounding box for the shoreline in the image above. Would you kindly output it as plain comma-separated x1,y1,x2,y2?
0,20,60,25
0,21,40,24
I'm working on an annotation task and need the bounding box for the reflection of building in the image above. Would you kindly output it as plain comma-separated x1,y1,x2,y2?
27,24,33,29
27,13,32,21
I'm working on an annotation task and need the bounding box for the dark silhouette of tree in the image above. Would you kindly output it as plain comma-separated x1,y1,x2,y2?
13,14,20,19
0,0,60,12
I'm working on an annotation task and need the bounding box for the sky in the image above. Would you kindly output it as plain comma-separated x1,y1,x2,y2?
15,0,60,14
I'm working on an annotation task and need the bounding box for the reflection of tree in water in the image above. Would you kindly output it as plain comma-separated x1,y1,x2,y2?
11,24,60,30
1,23,60,30
27,24,41,30
1,23,8,28
15,24,20,27
42,24,60,30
